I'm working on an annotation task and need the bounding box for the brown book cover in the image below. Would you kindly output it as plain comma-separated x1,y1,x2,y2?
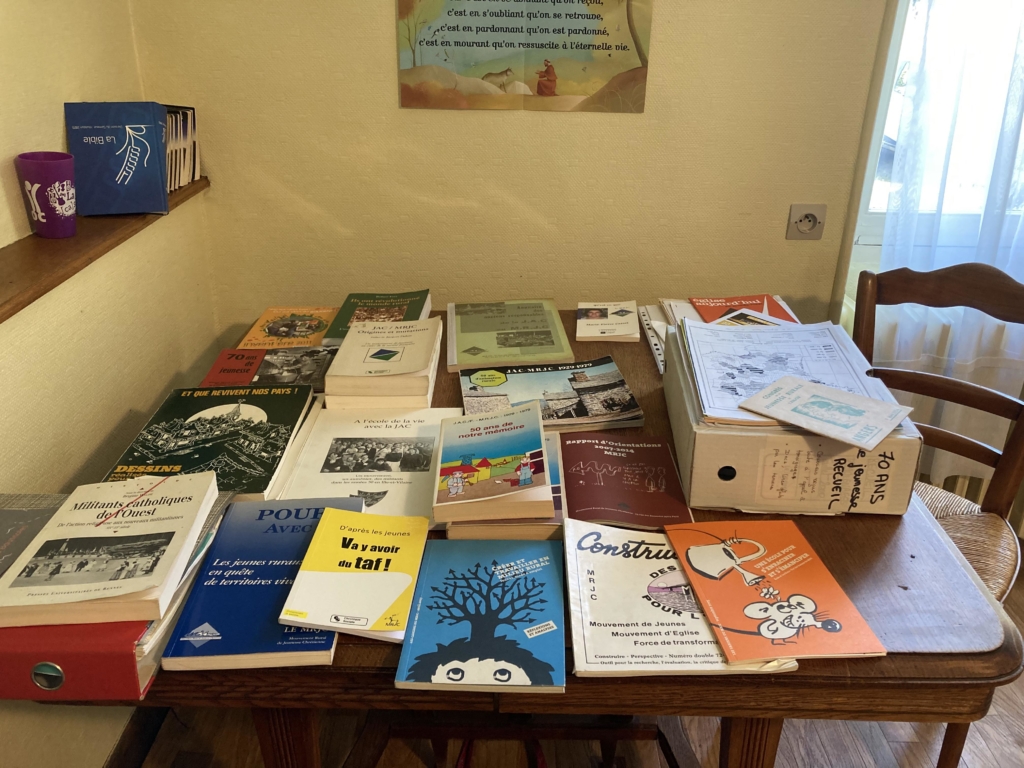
561,433,692,530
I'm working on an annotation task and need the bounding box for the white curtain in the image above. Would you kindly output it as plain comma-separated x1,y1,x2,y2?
876,0,1024,490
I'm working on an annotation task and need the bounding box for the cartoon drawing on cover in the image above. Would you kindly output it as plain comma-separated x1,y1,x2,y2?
407,560,555,686
685,536,766,586
742,592,842,645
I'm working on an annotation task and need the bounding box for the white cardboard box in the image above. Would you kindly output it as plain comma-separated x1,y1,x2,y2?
663,325,921,515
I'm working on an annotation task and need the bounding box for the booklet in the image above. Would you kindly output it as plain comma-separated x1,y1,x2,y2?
561,433,692,530
459,356,642,431
740,376,913,450
237,307,340,349
686,294,799,324
576,301,640,342
564,519,796,676
396,539,565,693
280,507,428,642
446,300,574,372
665,520,885,664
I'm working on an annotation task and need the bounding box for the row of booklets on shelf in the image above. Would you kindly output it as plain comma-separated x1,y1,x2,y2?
0,289,885,701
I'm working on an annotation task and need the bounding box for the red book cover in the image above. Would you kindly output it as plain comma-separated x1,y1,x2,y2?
0,621,155,700
199,349,266,387
687,294,798,323
665,520,885,663
561,432,692,529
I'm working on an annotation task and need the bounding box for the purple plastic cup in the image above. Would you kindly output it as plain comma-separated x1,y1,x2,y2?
14,152,76,238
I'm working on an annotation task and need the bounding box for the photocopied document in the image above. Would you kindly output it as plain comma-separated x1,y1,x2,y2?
739,376,914,450
682,320,882,425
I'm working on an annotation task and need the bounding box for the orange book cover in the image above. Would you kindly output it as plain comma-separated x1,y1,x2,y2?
687,294,798,324
664,520,885,664
237,306,339,349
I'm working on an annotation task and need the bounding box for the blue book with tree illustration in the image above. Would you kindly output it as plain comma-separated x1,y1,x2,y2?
395,539,566,692
64,102,169,215
162,497,362,670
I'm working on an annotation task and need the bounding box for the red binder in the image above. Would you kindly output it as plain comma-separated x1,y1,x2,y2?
0,621,157,700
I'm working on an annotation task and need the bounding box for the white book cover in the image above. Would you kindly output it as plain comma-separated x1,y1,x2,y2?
576,301,640,340
279,408,462,518
563,519,796,676
328,317,441,378
0,473,218,608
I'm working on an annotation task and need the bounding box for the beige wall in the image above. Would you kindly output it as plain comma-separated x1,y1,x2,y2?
130,0,887,324
0,2,222,764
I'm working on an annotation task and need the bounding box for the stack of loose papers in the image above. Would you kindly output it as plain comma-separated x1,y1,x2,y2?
680,320,893,426
324,317,442,409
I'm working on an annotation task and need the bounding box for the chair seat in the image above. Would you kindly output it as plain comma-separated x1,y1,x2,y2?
915,482,1021,601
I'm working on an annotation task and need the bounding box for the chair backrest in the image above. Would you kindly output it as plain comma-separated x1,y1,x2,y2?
852,264,1024,518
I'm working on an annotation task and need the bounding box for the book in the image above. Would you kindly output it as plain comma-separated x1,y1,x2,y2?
237,307,340,349
324,317,442,407
446,433,564,540
323,290,432,346
446,300,574,372
264,395,324,501
163,497,364,670
200,348,336,392
0,474,218,628
459,356,643,432
561,433,691,529
684,295,799,324
280,507,429,642
576,301,640,342
0,490,230,699
0,507,59,578
64,102,169,215
104,385,313,500
563,519,796,676
396,540,565,693
277,407,461,520
664,520,886,664
432,403,553,524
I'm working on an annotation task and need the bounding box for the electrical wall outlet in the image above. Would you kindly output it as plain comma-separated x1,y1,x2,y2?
786,204,827,240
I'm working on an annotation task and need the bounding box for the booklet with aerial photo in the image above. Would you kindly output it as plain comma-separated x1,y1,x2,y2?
665,520,885,664
396,539,565,693
459,356,643,431
576,301,640,342
446,300,574,372
279,408,461,520
432,403,552,522
162,497,363,670
237,307,339,349
280,507,429,643
0,474,218,628
561,433,691,529
200,348,336,392
103,386,313,500
323,290,432,346
564,519,796,676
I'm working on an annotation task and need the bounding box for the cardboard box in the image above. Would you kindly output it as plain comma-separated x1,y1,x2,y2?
664,325,921,515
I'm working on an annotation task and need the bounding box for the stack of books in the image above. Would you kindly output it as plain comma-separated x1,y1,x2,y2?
0,475,226,699
324,317,443,409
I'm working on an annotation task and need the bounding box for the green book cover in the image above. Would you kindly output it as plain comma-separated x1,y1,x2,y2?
324,290,431,345
448,300,574,371
104,385,312,495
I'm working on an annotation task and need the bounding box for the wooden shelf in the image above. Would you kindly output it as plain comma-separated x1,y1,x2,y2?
0,177,210,324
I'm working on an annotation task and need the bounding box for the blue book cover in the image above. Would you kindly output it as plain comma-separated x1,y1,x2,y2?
64,102,169,215
162,497,362,670
396,540,566,692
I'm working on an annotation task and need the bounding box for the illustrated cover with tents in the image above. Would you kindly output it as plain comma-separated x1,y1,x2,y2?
396,539,565,692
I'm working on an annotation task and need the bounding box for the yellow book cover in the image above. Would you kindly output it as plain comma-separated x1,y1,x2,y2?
237,306,340,349
279,507,428,642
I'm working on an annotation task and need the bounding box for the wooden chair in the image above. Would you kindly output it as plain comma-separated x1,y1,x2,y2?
852,263,1024,768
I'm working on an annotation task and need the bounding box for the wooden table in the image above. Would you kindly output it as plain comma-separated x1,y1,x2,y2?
128,311,1023,768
